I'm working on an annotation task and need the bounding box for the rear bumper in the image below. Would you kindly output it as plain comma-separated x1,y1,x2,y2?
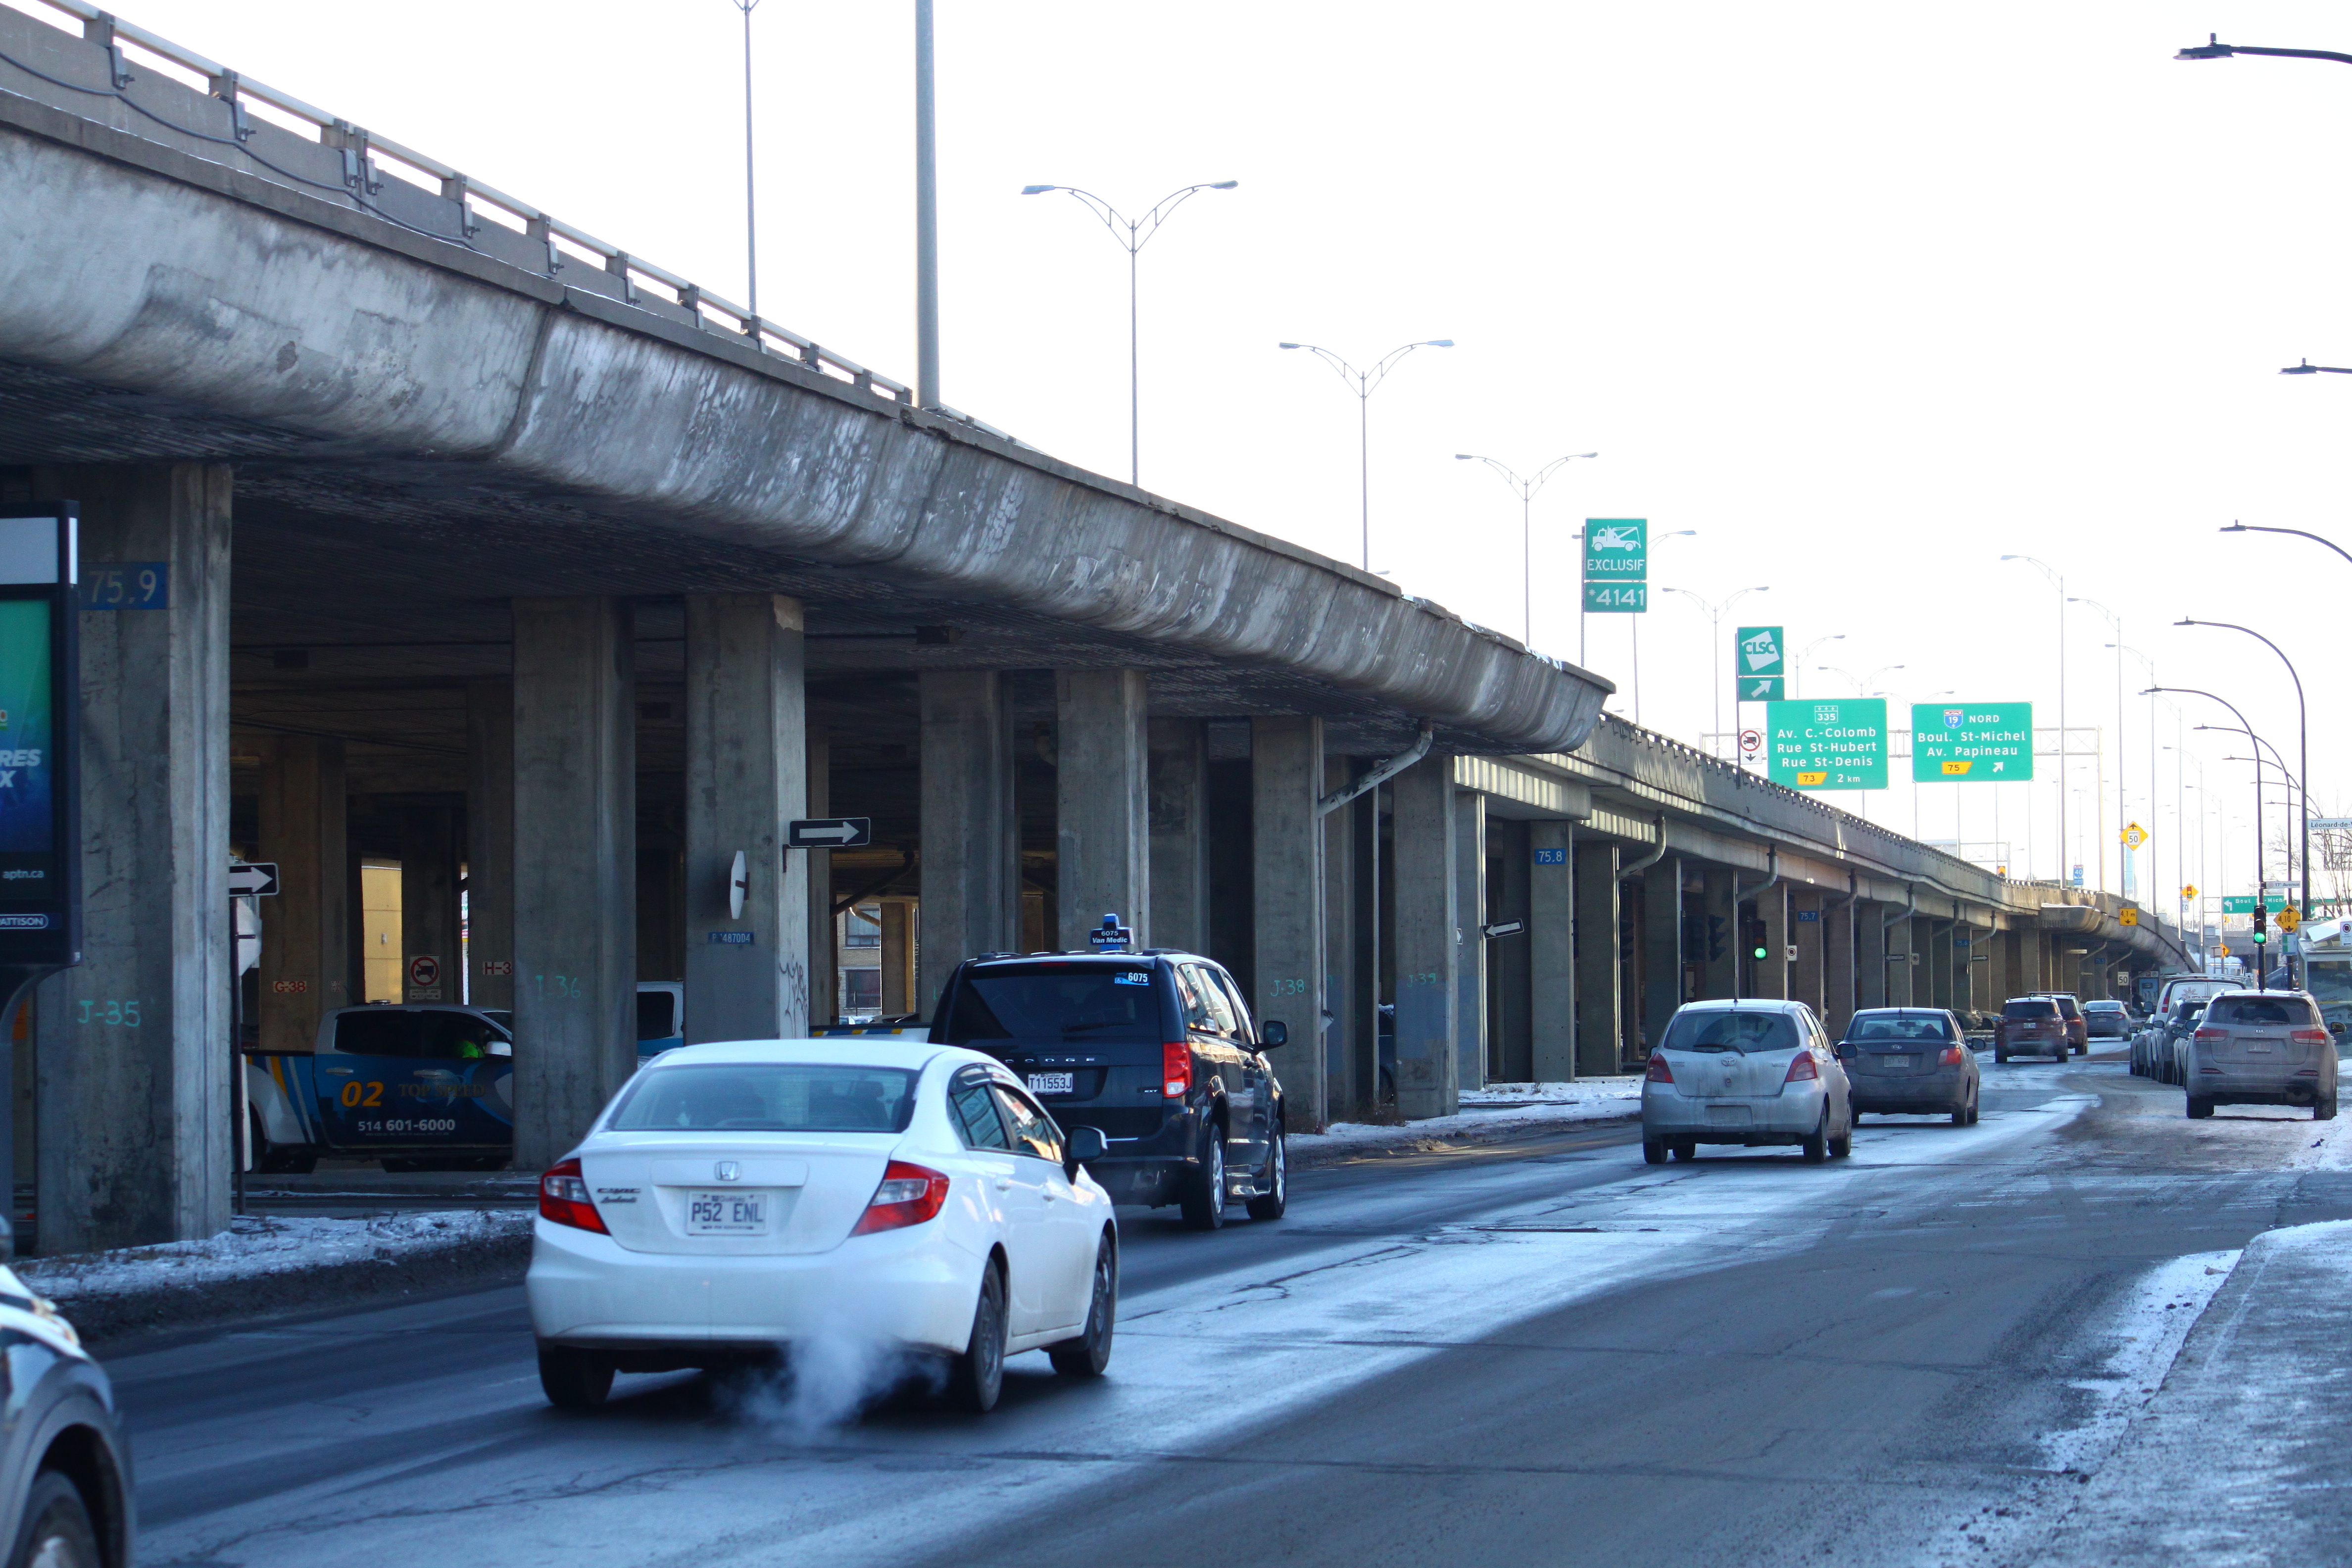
1063,1106,1202,1205
526,1217,981,1358
1850,1066,1968,1112
2189,1065,2330,1105
1642,1082,1827,1144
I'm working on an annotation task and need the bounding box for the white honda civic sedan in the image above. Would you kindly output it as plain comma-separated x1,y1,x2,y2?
526,1038,1118,1414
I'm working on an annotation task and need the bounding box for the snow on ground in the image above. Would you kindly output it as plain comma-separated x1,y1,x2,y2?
1294,1078,1642,1157
13,1208,532,1304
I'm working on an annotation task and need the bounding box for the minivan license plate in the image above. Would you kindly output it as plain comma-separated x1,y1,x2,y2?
686,1191,767,1234
1027,1072,1075,1096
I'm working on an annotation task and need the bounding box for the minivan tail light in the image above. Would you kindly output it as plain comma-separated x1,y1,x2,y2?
854,1160,951,1235
539,1158,608,1234
1646,1051,1674,1084
1784,1052,1818,1083
1162,1041,1192,1099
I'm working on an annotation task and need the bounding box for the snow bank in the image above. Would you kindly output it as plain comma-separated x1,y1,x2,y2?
16,1209,532,1304
1294,1078,1641,1160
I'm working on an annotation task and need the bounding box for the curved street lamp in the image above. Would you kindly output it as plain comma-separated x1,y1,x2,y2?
1794,634,1845,699
2004,555,2068,886
1280,340,1454,571
1022,180,1238,486
2071,596,2125,894
1663,586,1768,762
2148,684,2273,988
2177,618,2309,982
2220,520,2352,570
1454,452,1598,648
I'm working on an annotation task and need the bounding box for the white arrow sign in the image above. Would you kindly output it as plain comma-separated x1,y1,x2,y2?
786,818,872,848
228,861,280,898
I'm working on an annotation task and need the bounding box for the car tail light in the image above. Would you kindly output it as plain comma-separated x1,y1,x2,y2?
1646,1051,1674,1084
2195,1028,2225,1042
1940,1045,1966,1066
853,1160,951,1235
1162,1041,1192,1100
1784,1052,1819,1083
2293,1029,2329,1044
539,1158,608,1234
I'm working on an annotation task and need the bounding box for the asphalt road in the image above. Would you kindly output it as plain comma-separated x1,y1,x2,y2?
114,1055,2352,1568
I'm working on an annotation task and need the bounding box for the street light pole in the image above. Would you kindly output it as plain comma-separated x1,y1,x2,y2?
2005,556,2066,883
2070,597,2125,894
732,0,761,321
1279,340,1454,571
1794,634,1845,700
914,0,939,410
1662,586,1768,762
1021,180,1239,487
2149,685,2270,987
2178,619,2309,984
1454,452,1598,647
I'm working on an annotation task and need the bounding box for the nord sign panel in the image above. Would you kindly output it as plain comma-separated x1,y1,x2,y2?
1766,698,1887,790
1910,702,2033,783
1736,626,1784,702
1581,519,1646,615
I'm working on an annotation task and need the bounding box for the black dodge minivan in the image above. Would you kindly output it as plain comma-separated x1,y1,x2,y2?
930,949,1290,1230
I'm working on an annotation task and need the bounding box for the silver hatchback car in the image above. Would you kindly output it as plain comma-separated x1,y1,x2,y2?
2185,989,2339,1120
1642,999,1853,1164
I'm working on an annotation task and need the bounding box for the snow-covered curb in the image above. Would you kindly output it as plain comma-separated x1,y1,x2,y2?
20,1209,534,1345
1293,1078,1642,1165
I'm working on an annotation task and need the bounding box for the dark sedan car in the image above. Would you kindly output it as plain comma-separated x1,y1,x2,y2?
2082,999,2131,1041
1837,1008,1981,1125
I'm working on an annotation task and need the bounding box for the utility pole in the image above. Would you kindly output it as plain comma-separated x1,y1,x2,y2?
914,0,939,409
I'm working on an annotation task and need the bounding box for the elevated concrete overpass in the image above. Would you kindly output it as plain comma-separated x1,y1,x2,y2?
0,0,2187,1251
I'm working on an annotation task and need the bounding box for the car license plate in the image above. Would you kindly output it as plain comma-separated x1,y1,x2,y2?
1027,1072,1075,1096
686,1191,767,1234
1884,1055,1912,1069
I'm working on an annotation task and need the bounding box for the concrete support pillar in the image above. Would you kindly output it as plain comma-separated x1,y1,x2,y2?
1824,896,1858,1037
1530,822,1575,1079
1755,884,1789,1000
1700,869,1737,1000
1322,757,1357,1120
880,902,914,1015
1885,912,1915,1006
36,462,231,1251
1927,921,1954,1010
1572,839,1620,1078
257,735,349,1049
1455,791,1488,1090
1346,777,1380,1115
511,597,636,1171
465,678,514,1011
1056,670,1150,950
1857,900,1889,1009
400,803,459,1003
1251,717,1325,1127
1390,755,1457,1117
919,672,1017,1012
1641,856,1683,1052
805,724,834,1028
1789,890,1824,1015
683,594,809,1043
1149,719,1209,955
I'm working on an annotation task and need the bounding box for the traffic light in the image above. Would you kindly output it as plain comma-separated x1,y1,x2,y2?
1706,916,1727,962
1753,944,1769,961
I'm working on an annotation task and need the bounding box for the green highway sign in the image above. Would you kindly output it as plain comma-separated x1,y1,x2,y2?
2222,895,2288,914
1766,698,1888,790
1583,582,1647,614
1910,701,2033,784
1582,519,1647,585
1736,626,1785,681
1739,675,1785,701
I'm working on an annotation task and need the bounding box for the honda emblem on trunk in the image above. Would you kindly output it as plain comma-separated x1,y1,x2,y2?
715,1161,741,1182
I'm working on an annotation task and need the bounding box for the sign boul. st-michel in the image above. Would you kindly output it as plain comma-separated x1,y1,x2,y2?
1910,702,2033,784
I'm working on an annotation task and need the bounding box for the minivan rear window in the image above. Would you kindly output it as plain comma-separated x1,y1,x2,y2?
1660,1009,1799,1055
2003,1000,2060,1020
941,966,1163,1044
608,1064,917,1132
2203,996,2318,1028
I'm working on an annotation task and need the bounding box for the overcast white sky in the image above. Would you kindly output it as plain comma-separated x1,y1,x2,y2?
63,0,2352,911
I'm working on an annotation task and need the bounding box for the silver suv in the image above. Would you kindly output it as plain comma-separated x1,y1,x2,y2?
2185,989,2339,1120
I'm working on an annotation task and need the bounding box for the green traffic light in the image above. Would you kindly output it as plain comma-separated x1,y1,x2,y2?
1753,945,1768,960
2253,930,2269,944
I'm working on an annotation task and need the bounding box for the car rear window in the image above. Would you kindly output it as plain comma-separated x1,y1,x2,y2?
1660,1009,1800,1054
637,990,677,1040
1850,1015,1954,1043
2003,1000,2060,1020
2084,1001,2124,1013
940,965,1163,1044
607,1064,918,1132
2203,997,2319,1029
2044,996,2083,1018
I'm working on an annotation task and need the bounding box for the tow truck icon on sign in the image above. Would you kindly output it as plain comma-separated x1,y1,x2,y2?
1589,525,1641,552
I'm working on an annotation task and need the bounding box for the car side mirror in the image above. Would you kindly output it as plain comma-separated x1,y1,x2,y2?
1833,1041,1853,1059
1065,1125,1108,1177
1259,1020,1288,1048
488,1040,513,1058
